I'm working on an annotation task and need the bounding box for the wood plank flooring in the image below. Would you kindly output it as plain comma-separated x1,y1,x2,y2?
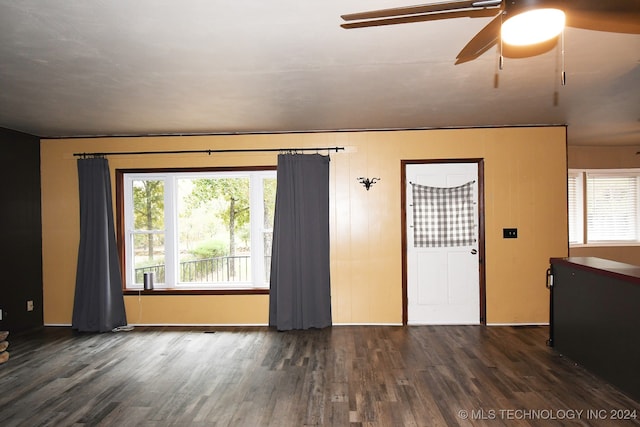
0,325,638,426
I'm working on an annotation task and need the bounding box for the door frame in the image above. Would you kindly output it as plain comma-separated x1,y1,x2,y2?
401,159,486,325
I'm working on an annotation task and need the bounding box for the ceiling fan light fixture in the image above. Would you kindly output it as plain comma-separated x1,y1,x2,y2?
501,6,565,46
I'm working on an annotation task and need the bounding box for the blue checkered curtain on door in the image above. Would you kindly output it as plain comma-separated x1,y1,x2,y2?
411,181,475,247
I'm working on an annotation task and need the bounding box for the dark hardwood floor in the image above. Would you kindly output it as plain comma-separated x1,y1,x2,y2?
0,325,637,426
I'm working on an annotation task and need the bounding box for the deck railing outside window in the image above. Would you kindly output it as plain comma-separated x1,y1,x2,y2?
135,255,269,285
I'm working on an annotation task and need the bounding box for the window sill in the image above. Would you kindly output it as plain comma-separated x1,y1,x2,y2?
123,288,269,296
570,242,640,248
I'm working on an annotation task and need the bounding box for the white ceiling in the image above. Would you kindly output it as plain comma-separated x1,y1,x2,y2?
0,1,638,145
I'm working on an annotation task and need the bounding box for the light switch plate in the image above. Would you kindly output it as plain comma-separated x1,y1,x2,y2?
503,228,518,239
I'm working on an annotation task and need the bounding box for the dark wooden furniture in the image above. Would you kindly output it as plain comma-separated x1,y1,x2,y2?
550,257,640,401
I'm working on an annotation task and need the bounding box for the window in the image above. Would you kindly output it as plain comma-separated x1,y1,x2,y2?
118,168,277,292
567,171,583,244
569,169,640,246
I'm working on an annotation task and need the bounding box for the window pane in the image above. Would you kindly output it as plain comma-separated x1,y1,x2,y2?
132,232,165,284
568,175,577,242
587,175,637,241
177,176,251,283
567,173,583,244
131,178,165,285
263,177,277,282
132,179,164,230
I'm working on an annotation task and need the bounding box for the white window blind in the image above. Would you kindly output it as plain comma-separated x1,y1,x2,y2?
586,174,638,242
567,172,583,244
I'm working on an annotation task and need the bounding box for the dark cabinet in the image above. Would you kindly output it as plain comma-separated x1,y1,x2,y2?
550,257,640,401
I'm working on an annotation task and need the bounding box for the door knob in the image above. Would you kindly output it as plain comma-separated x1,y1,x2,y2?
471,249,478,255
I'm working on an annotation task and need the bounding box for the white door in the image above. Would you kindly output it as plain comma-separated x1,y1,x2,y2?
406,162,480,325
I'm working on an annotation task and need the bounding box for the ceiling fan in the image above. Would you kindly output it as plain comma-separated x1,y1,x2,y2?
341,0,640,64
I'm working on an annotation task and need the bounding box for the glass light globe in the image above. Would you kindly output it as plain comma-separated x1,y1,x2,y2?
501,8,566,46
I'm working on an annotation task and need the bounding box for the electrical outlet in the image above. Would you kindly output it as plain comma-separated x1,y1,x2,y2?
27,300,34,312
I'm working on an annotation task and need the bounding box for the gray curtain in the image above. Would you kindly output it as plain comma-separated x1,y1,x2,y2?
269,154,332,331
72,157,128,332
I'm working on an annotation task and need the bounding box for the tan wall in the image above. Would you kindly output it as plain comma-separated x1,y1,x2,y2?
568,145,640,266
567,145,640,170
41,127,568,326
569,246,640,266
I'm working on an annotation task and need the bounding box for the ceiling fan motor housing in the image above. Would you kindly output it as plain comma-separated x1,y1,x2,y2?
504,0,564,16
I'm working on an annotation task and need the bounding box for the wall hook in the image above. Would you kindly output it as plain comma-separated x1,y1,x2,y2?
357,177,380,191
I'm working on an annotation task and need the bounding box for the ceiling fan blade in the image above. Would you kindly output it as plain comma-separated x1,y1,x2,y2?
341,8,499,29
341,0,501,21
455,14,501,64
563,0,640,14
565,0,640,34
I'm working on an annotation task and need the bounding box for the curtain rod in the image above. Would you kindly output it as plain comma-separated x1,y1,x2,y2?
73,147,345,158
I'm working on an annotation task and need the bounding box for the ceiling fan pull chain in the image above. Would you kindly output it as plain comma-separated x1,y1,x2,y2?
561,28,566,86
499,11,504,70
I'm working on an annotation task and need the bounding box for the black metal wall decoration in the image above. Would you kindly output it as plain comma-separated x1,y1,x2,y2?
357,177,380,190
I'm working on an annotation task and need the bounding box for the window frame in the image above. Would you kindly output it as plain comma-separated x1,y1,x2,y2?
568,168,640,248
116,166,276,295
